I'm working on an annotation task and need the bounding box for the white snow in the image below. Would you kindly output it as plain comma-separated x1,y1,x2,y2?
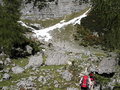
19,8,91,41
18,21,36,30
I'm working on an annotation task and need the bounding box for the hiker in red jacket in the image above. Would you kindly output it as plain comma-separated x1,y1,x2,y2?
79,74,92,90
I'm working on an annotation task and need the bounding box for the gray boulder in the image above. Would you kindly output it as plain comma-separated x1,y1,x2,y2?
12,66,24,74
45,50,69,65
2,86,8,90
5,58,11,63
60,70,73,81
97,57,117,74
0,60,4,70
0,60,3,64
3,73,11,80
25,54,43,69
26,45,33,55
17,80,35,89
4,58,11,65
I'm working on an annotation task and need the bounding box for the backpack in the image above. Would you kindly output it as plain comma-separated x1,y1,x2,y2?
81,75,89,88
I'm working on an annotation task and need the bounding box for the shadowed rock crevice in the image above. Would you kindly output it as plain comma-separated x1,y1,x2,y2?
95,72,115,78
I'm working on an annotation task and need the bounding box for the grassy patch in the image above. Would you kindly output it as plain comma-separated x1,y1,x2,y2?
52,24,75,41
22,17,63,28
81,54,89,59
0,80,15,87
94,52,106,57
0,68,33,87
12,58,28,67
42,55,47,64
40,65,64,70
95,74,111,85
39,86,66,90
64,7,90,22
11,69,32,80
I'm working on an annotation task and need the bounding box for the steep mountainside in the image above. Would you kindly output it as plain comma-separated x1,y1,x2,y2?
0,0,120,90
21,0,90,20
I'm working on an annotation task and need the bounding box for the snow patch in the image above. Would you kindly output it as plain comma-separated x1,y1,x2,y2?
19,8,91,41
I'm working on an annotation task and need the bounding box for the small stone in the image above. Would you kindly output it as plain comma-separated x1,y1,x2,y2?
3,73,11,80
3,68,10,73
38,76,47,85
6,58,11,63
26,45,33,55
0,61,3,64
28,76,37,81
54,84,59,88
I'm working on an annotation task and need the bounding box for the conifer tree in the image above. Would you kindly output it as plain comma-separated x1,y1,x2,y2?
81,0,120,50
0,0,28,56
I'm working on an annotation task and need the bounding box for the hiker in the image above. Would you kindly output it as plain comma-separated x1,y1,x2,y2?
89,72,96,90
79,73,92,90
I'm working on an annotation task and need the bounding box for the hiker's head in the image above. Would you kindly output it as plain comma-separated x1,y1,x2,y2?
89,72,94,76
79,73,85,77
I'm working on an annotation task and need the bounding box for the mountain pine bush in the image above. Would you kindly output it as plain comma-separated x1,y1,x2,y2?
0,0,38,57
81,0,120,50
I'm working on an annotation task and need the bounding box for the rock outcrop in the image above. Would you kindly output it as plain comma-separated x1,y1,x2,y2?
45,49,69,65
97,57,117,74
12,66,25,74
21,0,90,20
25,54,43,68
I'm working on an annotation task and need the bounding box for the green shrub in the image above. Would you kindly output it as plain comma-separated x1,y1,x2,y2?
95,74,111,85
81,0,120,50
0,0,40,58
75,25,103,46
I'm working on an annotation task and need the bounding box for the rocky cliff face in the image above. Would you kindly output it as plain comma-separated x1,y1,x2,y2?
21,0,90,20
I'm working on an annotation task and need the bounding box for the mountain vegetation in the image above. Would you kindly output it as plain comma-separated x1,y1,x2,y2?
0,0,120,89
0,0,39,58
80,0,120,50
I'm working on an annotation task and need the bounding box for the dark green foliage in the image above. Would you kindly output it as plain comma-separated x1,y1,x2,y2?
0,0,39,57
81,0,120,50
75,24,103,46
95,74,111,85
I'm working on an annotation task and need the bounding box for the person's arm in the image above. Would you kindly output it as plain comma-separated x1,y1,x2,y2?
88,78,92,85
79,77,83,84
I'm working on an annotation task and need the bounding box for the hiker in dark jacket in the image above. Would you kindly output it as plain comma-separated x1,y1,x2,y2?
89,72,96,90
